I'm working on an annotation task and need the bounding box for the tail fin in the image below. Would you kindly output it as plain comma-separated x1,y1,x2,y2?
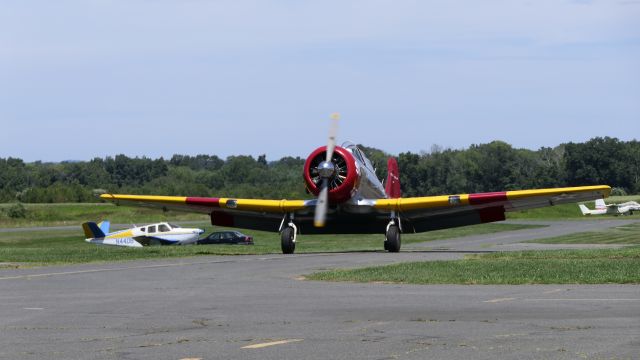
578,204,591,215
82,221,106,238
595,199,607,210
385,157,401,199
98,220,110,234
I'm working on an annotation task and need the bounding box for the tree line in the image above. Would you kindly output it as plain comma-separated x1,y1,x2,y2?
0,137,638,203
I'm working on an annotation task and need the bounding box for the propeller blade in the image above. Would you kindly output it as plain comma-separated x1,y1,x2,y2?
314,178,329,227
315,113,340,228
326,113,340,162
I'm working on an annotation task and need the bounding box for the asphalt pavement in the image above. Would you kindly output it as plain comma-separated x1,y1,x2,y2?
1,219,639,360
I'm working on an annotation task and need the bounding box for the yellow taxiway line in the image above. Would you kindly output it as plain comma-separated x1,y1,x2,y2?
242,339,304,349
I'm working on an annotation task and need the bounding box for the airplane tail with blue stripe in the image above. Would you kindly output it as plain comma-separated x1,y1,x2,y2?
98,220,110,234
82,221,108,238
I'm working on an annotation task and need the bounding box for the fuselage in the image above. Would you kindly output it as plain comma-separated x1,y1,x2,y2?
614,201,640,214
85,222,204,247
343,143,387,201
304,143,387,208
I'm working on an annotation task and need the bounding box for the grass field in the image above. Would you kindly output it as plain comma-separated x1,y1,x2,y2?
1,198,637,278
0,222,540,267
308,221,640,285
307,247,640,285
0,203,208,228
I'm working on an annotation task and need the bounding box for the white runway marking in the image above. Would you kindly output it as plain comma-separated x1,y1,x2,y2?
484,296,638,303
543,289,564,294
484,297,516,303
525,298,640,302
242,339,304,349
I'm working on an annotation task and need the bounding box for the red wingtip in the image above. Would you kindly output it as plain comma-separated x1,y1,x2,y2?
385,157,401,199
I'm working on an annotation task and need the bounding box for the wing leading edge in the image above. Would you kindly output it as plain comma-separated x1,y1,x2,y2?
99,194,309,213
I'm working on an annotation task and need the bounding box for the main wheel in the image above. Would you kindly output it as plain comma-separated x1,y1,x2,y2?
384,225,401,253
281,226,295,254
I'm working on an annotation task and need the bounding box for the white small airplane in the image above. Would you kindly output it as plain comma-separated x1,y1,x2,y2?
579,199,640,216
82,220,204,247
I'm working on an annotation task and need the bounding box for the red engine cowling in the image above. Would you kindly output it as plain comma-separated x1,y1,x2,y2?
303,146,358,203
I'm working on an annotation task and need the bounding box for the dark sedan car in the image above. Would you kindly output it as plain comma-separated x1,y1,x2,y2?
197,231,254,245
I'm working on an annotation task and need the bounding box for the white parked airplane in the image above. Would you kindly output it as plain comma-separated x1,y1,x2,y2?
579,199,640,216
82,220,204,247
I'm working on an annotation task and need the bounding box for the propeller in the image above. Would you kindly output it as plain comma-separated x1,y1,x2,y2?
314,113,340,227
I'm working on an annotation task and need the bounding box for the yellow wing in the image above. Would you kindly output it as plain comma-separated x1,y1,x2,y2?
99,194,308,213
99,194,314,232
100,185,610,234
373,185,611,233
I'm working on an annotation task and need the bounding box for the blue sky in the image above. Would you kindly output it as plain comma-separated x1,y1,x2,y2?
1,0,638,162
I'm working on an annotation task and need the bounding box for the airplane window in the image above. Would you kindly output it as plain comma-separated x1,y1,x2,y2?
362,155,374,171
356,148,374,171
158,224,170,232
360,150,370,165
140,227,146,232
148,225,156,233
353,148,365,163
169,224,180,228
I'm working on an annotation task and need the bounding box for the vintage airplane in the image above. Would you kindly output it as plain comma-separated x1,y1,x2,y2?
100,114,611,254
579,199,640,216
82,220,204,247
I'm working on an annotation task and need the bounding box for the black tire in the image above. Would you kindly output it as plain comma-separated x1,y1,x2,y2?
281,227,295,254
385,225,401,253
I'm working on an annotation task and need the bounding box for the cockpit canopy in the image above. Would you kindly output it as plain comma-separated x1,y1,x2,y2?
342,142,375,172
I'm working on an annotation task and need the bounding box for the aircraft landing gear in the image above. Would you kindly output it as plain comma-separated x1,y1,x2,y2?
281,225,296,254
384,220,401,253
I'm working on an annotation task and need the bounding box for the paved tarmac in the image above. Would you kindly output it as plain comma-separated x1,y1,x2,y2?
1,219,639,360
